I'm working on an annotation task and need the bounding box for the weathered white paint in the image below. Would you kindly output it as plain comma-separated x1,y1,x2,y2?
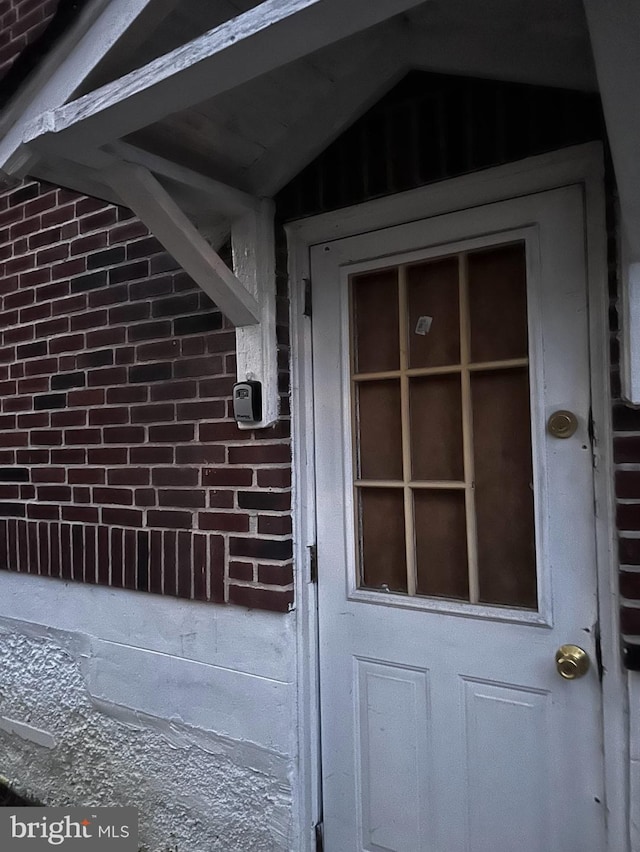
23,0,431,151
0,0,598,208
0,0,177,176
288,264,321,851
107,162,279,426
584,0,640,404
84,638,291,753
630,757,640,852
232,202,279,428
628,674,640,851
21,153,122,207
312,187,605,850
107,162,260,327
0,574,295,682
620,254,640,405
108,142,259,217
0,715,57,750
287,144,626,852
582,150,630,852
3,0,596,204
584,0,640,254
0,572,296,850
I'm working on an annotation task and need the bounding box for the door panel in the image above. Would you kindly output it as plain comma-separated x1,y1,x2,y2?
312,186,605,851
462,678,550,852
356,659,430,852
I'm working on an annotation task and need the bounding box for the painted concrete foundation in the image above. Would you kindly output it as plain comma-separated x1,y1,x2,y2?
0,573,295,851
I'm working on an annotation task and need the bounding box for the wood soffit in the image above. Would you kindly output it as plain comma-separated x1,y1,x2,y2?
3,0,597,201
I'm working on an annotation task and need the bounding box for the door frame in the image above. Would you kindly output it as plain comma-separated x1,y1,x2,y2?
285,142,627,852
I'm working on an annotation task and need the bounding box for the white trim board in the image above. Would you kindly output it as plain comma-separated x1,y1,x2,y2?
583,0,640,403
23,0,431,154
286,142,627,852
0,0,177,178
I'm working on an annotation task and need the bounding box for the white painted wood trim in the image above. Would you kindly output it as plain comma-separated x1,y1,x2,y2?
107,162,279,428
26,154,121,206
287,143,628,852
583,0,640,254
583,0,640,405
287,143,605,244
24,142,256,245
22,0,431,152
287,233,321,852
0,0,176,176
106,162,260,327
332,225,553,626
620,246,640,404
233,202,279,429
107,142,259,217
583,153,631,852
24,138,258,222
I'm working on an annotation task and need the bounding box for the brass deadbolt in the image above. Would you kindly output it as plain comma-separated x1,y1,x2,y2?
547,410,578,439
555,644,590,680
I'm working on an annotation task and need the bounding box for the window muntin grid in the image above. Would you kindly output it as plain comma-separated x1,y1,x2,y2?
350,242,537,609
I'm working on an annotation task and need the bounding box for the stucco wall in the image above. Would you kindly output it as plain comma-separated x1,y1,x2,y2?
0,572,296,850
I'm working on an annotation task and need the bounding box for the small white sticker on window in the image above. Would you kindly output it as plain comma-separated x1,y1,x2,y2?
415,315,433,336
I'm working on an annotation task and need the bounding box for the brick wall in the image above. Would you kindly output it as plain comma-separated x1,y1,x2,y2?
0,180,293,612
0,0,58,83
1,0,640,642
610,190,640,660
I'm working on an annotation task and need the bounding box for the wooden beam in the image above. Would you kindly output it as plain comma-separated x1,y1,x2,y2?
78,0,178,94
621,260,640,404
24,0,431,151
245,33,407,195
233,202,279,428
29,155,121,206
584,0,640,403
107,163,260,327
0,0,177,176
25,139,252,244
583,0,640,257
105,142,259,216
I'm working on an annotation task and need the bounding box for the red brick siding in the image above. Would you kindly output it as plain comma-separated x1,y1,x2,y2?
0,180,293,612
610,184,640,649
0,0,59,83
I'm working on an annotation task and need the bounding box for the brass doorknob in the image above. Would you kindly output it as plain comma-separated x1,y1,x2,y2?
547,410,578,438
555,645,590,679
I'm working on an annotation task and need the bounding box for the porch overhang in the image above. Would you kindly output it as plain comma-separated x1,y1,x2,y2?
0,0,638,412
0,0,429,428
584,0,640,403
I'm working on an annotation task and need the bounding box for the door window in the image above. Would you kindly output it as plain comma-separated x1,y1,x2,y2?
350,242,537,608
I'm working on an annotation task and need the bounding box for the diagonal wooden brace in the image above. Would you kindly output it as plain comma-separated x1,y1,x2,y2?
107,162,260,327
106,161,278,427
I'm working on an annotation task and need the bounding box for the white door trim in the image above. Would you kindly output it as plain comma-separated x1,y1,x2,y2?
286,141,627,852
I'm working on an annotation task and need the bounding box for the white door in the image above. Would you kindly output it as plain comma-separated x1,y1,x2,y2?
312,185,606,852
